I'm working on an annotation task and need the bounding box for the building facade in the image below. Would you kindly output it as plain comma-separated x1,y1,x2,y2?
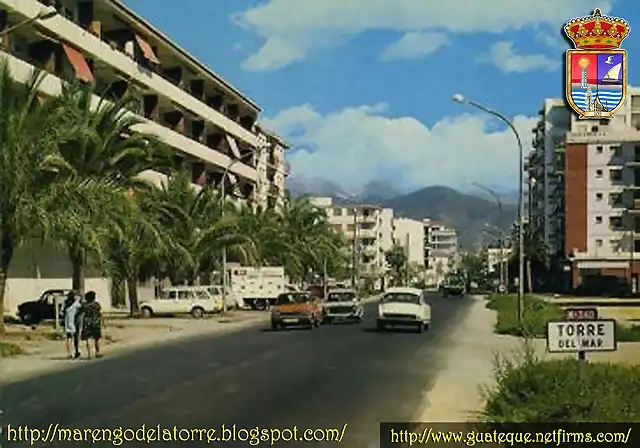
528,88,640,292
310,197,394,281
393,218,425,267
422,219,459,286
1,0,287,313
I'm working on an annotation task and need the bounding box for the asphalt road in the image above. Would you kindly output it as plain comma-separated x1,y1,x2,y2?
2,293,472,447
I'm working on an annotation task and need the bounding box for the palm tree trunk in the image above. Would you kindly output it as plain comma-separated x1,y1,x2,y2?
68,243,86,294
526,258,533,293
126,277,140,316
0,237,14,337
111,278,126,308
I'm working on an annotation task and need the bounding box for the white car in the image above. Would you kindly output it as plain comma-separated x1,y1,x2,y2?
376,287,431,332
140,286,224,319
322,288,364,323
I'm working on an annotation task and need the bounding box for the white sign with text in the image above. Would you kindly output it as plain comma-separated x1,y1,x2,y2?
547,320,617,353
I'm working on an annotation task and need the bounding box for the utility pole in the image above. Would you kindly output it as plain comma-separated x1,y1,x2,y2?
323,258,328,299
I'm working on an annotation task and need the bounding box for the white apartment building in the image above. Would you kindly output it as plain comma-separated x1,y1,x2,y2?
422,219,459,286
1,0,287,313
393,218,425,267
486,247,511,273
310,197,394,281
528,88,640,291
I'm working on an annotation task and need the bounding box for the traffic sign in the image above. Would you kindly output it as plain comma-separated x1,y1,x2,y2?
564,307,598,321
547,320,617,353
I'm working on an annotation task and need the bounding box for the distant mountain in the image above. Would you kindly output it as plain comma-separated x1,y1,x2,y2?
384,186,516,249
288,177,516,249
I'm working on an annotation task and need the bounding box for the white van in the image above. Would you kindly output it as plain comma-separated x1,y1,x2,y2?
140,286,224,318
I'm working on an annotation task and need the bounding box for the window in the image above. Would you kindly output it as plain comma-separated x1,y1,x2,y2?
610,193,622,205
596,146,604,154
346,208,354,216
611,146,622,156
591,125,599,132
595,239,603,247
610,169,623,181
596,193,603,201
333,208,342,216
609,216,623,229
599,119,609,126
346,224,355,231
595,216,603,224
596,169,603,178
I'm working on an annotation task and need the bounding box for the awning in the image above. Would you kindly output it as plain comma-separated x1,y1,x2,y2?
62,44,94,83
134,34,160,64
225,135,242,158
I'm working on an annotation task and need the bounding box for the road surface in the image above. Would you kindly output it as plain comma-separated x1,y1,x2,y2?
3,294,472,447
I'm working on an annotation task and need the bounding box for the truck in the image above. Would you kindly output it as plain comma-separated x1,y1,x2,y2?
442,270,467,297
227,266,291,310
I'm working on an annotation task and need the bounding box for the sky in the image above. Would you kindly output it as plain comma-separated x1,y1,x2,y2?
123,0,638,194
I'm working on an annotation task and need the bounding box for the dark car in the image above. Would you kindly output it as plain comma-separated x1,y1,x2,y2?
17,289,70,325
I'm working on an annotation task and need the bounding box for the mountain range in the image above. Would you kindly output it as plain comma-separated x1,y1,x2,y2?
287,177,517,249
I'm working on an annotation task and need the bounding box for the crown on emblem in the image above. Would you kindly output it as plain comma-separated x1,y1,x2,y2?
564,9,630,50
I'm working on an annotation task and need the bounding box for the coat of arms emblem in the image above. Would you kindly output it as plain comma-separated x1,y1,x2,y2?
564,9,630,119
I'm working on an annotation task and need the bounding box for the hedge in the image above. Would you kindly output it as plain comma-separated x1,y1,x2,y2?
0,341,23,357
486,294,640,341
483,347,640,422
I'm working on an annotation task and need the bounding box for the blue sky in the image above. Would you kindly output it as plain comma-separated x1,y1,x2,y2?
123,0,637,194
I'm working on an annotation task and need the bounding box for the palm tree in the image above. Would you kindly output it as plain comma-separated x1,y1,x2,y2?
54,82,170,293
233,202,285,265
0,62,115,334
151,171,256,285
508,223,548,292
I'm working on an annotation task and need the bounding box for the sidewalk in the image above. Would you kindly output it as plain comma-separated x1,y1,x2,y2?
0,312,269,385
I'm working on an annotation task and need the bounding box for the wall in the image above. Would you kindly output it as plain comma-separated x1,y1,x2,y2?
393,218,425,266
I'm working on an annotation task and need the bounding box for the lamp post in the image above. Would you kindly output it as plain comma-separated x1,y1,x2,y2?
483,226,509,290
217,150,262,313
0,6,57,37
454,93,524,324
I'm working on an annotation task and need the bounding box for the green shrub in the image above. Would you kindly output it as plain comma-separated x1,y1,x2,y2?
487,294,640,341
0,341,24,357
487,294,563,338
483,346,640,422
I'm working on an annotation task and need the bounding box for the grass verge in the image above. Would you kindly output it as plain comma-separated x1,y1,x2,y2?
486,294,640,341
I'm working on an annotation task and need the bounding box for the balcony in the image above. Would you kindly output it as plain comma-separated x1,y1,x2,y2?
10,0,259,147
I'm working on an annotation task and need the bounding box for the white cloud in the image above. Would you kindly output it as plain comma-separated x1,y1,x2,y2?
380,32,449,62
264,104,537,191
535,31,568,51
233,0,612,70
478,41,559,73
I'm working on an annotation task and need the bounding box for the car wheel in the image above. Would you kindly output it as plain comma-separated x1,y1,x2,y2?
324,316,333,325
416,323,423,333
313,317,321,328
271,321,280,331
376,320,385,331
191,307,205,319
423,323,429,331
19,313,33,325
141,307,153,318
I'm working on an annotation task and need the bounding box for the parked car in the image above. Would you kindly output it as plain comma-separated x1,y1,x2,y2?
322,288,363,323
271,292,323,330
140,286,223,319
376,287,431,333
17,289,70,325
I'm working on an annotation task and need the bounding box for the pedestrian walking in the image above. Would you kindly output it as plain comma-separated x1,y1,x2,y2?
80,291,106,359
63,291,82,359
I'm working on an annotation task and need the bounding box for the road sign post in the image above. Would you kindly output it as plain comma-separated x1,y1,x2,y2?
562,307,599,360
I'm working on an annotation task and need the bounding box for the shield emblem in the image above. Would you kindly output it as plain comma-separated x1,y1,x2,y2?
566,49,627,119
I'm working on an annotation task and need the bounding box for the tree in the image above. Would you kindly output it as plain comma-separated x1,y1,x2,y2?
54,82,170,293
508,223,548,292
461,252,489,284
385,245,407,286
0,62,116,334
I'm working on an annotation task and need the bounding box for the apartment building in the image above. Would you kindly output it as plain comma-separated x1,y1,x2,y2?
310,197,394,281
0,0,287,205
393,218,425,267
1,0,288,313
529,88,640,291
422,219,459,285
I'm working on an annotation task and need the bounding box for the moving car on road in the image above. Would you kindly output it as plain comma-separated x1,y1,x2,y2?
18,289,70,325
271,292,323,330
322,288,363,324
377,287,431,333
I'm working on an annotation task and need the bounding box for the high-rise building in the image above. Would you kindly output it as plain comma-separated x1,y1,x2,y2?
393,218,425,267
528,88,640,291
422,219,458,286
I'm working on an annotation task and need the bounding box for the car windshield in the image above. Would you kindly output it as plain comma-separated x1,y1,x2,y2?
327,293,355,302
277,293,310,304
381,293,421,304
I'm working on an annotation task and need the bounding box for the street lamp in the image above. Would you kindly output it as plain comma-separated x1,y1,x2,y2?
217,149,263,313
454,93,525,324
0,6,57,38
484,224,509,290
